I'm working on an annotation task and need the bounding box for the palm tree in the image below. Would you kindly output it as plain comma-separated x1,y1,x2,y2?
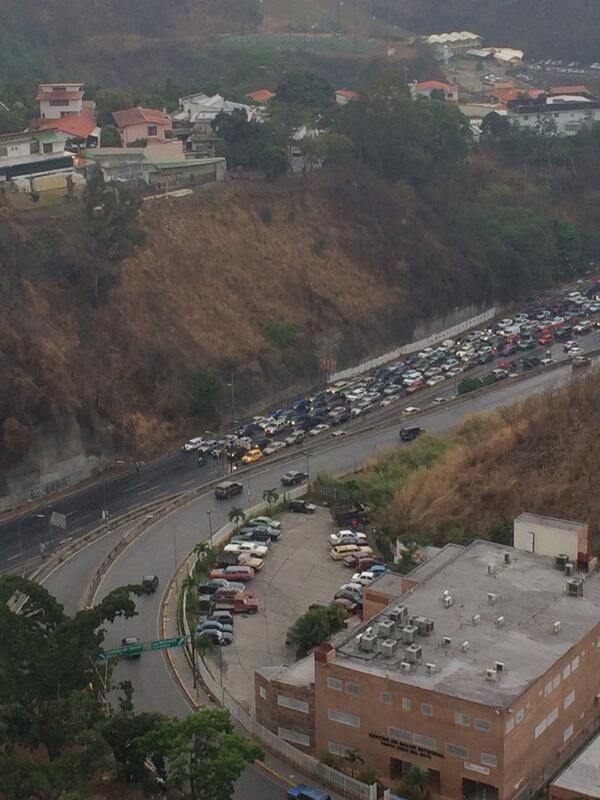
193,542,209,559
402,765,431,800
343,748,363,777
228,506,246,527
262,487,279,509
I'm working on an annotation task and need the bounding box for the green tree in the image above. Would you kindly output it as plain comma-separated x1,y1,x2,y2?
189,368,223,417
480,111,511,141
287,602,347,657
274,71,335,111
398,764,431,800
262,488,279,508
257,145,290,181
228,506,246,526
212,108,273,169
554,217,584,279
102,711,165,782
134,708,262,800
95,87,135,126
100,124,122,147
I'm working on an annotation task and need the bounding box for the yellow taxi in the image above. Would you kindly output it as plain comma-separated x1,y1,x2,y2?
241,447,263,465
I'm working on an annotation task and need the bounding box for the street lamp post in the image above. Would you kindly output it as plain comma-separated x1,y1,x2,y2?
206,509,213,549
17,513,45,559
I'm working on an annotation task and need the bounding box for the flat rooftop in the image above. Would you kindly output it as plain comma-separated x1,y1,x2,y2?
370,545,464,598
552,731,600,797
514,512,587,533
336,540,600,707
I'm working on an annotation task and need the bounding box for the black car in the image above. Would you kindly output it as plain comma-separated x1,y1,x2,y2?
477,351,494,364
522,357,542,371
330,410,351,426
400,426,425,442
214,481,244,500
288,499,317,514
281,470,309,487
236,527,273,543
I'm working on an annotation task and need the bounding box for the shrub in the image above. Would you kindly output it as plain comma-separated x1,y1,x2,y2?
258,206,273,225
357,767,379,785
266,322,300,349
189,368,222,417
311,235,328,256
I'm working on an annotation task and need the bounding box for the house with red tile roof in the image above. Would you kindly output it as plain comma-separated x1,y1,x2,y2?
550,85,596,99
411,80,459,103
36,83,85,120
489,86,545,104
112,107,172,146
335,89,360,105
246,89,275,104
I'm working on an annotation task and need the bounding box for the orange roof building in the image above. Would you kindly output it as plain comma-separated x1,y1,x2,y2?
112,107,172,146
246,89,275,103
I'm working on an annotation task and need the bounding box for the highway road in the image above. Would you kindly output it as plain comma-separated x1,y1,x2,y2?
36,354,596,800
3,331,599,571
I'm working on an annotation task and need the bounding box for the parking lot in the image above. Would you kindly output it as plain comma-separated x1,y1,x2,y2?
205,507,361,713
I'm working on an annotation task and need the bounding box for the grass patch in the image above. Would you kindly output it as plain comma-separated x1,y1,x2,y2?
266,321,300,349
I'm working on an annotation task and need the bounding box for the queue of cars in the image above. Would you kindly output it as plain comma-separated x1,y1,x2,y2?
183,283,600,465
323,522,387,613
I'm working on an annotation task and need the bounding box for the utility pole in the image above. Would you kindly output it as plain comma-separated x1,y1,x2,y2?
207,509,213,549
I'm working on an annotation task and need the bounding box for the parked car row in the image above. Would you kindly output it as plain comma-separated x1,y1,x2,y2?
183,281,600,461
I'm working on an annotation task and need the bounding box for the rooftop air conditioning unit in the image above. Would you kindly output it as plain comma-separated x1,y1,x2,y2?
442,636,452,648
496,616,505,627
472,614,481,626
359,631,378,652
556,554,569,570
425,662,437,675
485,668,498,682
380,638,399,658
378,618,396,639
488,593,497,606
389,605,409,625
567,578,584,597
494,661,505,673
488,563,497,575
565,563,574,577
504,552,511,565
410,614,426,629
418,618,435,636
405,644,423,663
553,620,561,634
402,625,418,644
442,589,450,598
444,595,454,608
461,641,470,653
400,661,412,673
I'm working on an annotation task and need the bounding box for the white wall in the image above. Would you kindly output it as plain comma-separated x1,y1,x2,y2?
513,519,584,561
40,98,83,120
510,108,600,136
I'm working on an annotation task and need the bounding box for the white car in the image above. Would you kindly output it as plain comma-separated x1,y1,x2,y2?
330,430,347,438
426,375,445,387
263,440,286,455
380,395,400,407
329,530,368,547
567,346,584,357
540,357,554,366
338,582,363,595
182,437,204,452
309,423,330,436
351,571,376,586
403,406,420,415
499,318,513,328
431,396,447,405
223,542,269,558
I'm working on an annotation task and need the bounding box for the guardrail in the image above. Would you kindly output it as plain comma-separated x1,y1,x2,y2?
175,522,376,800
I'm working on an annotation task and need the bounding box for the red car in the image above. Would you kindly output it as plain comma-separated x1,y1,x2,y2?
209,565,255,582
406,379,425,395
342,554,381,570
334,597,360,614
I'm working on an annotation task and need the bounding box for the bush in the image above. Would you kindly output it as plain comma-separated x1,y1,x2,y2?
320,752,343,769
287,603,347,658
311,235,328,256
357,767,379,785
258,206,273,225
266,322,300,349
189,368,223,417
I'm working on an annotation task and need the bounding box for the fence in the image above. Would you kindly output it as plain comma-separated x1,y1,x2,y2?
180,555,375,800
328,305,497,383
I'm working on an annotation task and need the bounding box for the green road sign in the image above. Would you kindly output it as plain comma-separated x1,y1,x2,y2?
150,635,186,651
99,643,144,660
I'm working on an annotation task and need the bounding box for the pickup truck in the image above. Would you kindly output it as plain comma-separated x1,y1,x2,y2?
215,592,258,614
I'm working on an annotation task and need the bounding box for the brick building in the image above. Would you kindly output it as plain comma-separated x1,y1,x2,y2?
550,732,600,800
256,516,600,800
255,659,315,751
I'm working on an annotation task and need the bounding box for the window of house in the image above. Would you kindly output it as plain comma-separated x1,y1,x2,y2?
523,115,530,121
43,143,53,154
402,697,411,711
544,681,552,697
547,707,559,727
328,709,360,727
475,718,491,732
277,695,309,714
563,663,571,679
278,728,310,747
534,719,547,739
0,146,8,158
421,703,433,716
258,686,266,700
564,690,575,709
148,125,158,137
516,708,525,724
446,743,468,758
30,141,40,154
481,753,497,768
414,734,437,750
329,741,351,756
454,712,470,727
552,675,560,690
346,682,360,695
327,677,342,691
389,727,412,743
380,692,392,704
49,99,69,107
563,724,574,743
572,656,580,671
505,718,515,735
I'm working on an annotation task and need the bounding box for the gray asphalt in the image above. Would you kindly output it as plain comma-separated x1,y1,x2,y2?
39,355,589,800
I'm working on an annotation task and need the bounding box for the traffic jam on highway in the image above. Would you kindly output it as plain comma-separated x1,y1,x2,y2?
182,283,600,464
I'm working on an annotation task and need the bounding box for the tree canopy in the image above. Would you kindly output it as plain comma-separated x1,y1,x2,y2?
273,71,335,112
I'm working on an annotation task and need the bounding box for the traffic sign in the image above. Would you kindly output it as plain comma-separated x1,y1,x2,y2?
98,643,143,660
150,635,186,651
50,511,67,530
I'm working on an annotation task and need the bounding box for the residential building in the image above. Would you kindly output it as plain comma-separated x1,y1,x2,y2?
173,93,258,125
0,129,72,183
112,107,172,147
550,85,596,100
246,89,275,104
29,114,100,149
424,32,483,61
335,89,360,105
550,732,600,800
85,141,225,189
36,83,85,119
411,81,459,103
507,95,600,135
256,659,315,752
466,48,524,65
256,515,600,800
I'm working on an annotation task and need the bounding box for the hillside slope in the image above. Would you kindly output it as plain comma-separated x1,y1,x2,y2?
384,371,600,547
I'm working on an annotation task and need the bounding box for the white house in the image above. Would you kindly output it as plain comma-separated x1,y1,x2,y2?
411,80,459,103
424,31,483,61
36,83,85,119
508,95,600,136
173,93,258,125
0,129,72,183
